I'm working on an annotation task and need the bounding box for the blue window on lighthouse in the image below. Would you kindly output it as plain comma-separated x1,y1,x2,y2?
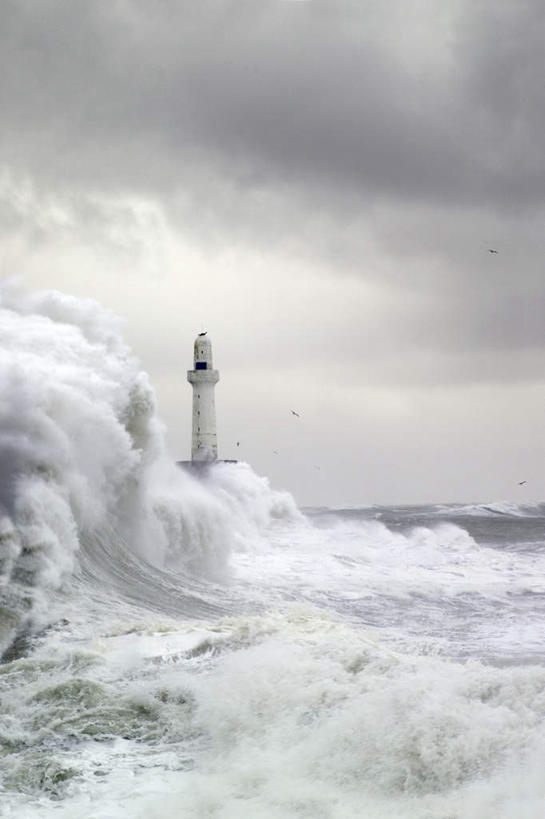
195,362,207,370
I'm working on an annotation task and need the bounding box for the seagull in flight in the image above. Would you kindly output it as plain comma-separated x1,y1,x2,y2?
488,249,499,254
198,331,207,336
518,480,527,485
290,410,300,417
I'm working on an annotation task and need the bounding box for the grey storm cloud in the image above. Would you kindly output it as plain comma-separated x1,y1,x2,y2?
2,0,545,209
2,0,545,391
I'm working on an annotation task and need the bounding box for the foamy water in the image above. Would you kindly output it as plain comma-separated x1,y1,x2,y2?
1,283,545,818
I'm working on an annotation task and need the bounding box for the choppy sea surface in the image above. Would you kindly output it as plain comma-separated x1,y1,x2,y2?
2,285,545,818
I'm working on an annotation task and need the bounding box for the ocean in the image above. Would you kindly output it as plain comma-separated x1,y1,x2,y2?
2,285,545,818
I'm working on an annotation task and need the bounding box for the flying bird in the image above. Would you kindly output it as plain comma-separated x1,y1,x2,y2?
488,249,499,254
273,450,279,455
518,480,527,485
290,410,300,417
236,442,240,447
198,331,207,336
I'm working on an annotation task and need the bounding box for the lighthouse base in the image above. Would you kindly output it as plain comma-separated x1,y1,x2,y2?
176,460,238,476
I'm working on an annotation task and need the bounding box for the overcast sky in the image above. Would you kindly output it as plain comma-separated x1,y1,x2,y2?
2,0,545,506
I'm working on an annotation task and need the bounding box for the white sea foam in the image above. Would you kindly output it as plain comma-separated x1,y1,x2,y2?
4,610,545,819
232,515,526,602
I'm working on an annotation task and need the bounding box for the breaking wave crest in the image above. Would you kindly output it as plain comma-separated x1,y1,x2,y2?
0,283,298,654
432,501,545,519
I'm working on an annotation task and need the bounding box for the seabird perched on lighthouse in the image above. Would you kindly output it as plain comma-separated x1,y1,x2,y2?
187,333,220,463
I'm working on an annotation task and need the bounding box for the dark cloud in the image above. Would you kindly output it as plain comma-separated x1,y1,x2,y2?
2,0,545,397
2,0,545,208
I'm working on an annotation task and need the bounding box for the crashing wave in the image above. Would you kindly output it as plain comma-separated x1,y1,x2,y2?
0,282,299,654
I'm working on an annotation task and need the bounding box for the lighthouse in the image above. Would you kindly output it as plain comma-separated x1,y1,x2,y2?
187,333,219,463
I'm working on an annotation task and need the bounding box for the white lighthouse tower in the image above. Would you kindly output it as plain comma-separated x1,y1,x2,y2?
187,333,219,463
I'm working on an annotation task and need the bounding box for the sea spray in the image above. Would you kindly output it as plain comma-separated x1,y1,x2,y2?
0,282,298,654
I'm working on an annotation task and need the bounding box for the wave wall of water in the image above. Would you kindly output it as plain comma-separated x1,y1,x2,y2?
0,282,297,654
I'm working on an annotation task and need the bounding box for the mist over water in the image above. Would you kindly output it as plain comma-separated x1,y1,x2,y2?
2,284,545,818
